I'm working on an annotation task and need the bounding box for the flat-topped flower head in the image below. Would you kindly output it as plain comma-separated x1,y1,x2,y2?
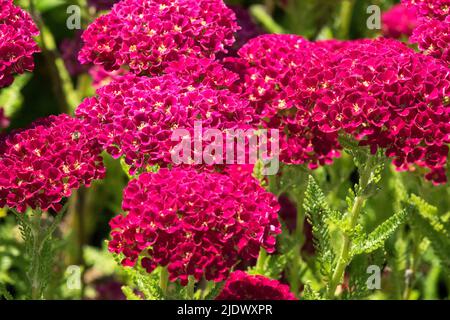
0,0,40,88
0,107,9,130
0,114,105,213
229,35,449,183
317,38,450,184
226,34,342,169
402,0,450,65
382,4,418,39
79,0,239,75
109,167,280,285
216,271,297,300
75,68,255,174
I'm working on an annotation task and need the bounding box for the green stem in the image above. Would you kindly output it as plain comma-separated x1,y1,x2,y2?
160,267,169,297
255,248,268,274
29,213,43,299
327,195,364,299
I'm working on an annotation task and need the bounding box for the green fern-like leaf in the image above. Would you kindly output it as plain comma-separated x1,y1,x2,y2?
350,208,408,257
343,250,385,300
409,194,448,235
303,175,335,280
409,202,450,272
0,282,13,300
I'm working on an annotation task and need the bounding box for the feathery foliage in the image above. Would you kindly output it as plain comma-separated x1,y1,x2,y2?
350,209,408,256
303,175,335,281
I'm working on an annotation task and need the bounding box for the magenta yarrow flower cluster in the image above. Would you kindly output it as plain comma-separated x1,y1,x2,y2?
0,114,106,213
229,35,450,183
109,167,280,285
225,34,342,169
79,0,239,75
403,0,450,65
382,4,418,39
76,65,255,174
215,271,297,300
0,0,40,88
316,38,450,184
89,65,129,89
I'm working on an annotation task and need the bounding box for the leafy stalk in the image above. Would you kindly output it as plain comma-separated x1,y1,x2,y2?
327,194,364,298
13,208,66,299
326,142,386,298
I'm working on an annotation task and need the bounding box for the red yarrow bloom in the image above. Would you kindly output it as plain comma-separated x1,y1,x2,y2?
79,0,239,75
225,34,342,169
0,0,40,88
0,114,106,213
228,35,449,184
315,38,450,184
89,65,129,89
402,0,450,20
109,167,281,285
382,4,418,39
410,16,450,65
76,65,255,174
216,271,297,300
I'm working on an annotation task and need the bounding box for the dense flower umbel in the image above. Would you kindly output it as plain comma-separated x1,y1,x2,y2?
403,0,450,65
382,4,418,39
76,68,254,174
216,271,296,300
315,38,450,184
410,16,450,65
79,0,239,75
109,168,280,285
230,35,450,183
89,65,129,89
403,0,450,19
226,34,342,169
0,114,105,212
0,0,40,88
